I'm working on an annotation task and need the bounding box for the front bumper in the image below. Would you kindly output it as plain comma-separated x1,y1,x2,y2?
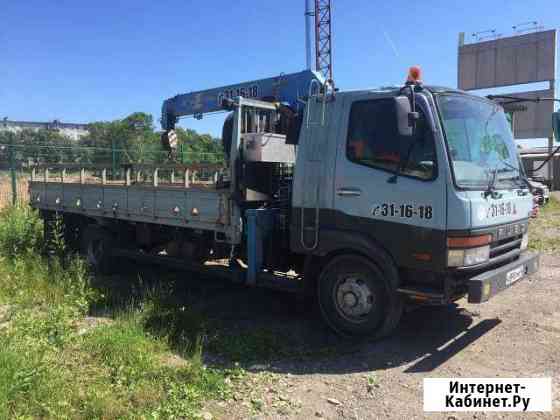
467,252,540,303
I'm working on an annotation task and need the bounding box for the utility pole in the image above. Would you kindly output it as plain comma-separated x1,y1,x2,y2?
549,79,556,190
111,138,117,180
548,135,555,189
9,138,17,205
305,0,313,70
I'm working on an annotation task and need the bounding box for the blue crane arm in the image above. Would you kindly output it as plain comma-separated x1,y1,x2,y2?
161,70,324,130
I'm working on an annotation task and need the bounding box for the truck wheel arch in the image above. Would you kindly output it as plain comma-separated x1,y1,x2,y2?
303,230,401,297
315,252,403,337
301,230,404,336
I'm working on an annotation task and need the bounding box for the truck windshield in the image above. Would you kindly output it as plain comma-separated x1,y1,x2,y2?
437,94,522,189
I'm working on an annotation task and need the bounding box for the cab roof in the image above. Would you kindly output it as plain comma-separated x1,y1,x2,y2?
338,84,480,99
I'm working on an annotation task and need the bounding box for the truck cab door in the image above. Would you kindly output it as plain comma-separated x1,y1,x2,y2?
333,93,448,270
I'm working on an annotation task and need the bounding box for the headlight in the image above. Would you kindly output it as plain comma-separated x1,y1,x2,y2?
447,249,466,267
521,233,529,250
447,235,492,267
447,245,490,267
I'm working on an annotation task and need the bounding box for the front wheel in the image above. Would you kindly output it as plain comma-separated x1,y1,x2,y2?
318,254,402,337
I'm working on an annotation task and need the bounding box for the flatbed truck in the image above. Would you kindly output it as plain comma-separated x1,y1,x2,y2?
30,68,540,336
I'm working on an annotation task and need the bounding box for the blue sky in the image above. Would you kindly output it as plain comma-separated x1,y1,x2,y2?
2,0,558,143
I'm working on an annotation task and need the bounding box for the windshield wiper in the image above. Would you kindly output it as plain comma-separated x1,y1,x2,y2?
496,159,519,174
496,158,531,190
484,167,498,198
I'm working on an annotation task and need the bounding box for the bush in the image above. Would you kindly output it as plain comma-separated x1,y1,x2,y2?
0,206,42,259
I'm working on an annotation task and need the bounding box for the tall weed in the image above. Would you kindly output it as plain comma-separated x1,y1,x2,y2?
0,206,42,258
0,206,233,419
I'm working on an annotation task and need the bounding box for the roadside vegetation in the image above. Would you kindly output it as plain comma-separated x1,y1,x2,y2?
0,112,224,167
0,206,337,419
529,196,560,252
0,206,243,419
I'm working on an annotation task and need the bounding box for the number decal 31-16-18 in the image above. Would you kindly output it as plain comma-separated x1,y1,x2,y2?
371,203,433,220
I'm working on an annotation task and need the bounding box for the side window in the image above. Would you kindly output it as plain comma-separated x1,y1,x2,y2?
346,99,436,180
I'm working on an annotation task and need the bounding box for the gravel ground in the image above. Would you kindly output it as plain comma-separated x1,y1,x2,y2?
96,205,560,419
196,252,560,420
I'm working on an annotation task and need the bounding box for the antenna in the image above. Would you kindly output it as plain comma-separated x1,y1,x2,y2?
512,21,543,34
305,0,313,70
472,29,501,42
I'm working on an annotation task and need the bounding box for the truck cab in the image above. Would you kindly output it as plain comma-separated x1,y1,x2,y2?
290,78,539,336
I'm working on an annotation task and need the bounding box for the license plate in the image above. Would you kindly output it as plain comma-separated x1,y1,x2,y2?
506,265,525,286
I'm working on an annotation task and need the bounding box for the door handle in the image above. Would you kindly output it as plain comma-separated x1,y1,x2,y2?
336,188,362,197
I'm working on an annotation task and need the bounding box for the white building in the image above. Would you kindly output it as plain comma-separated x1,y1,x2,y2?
0,118,89,141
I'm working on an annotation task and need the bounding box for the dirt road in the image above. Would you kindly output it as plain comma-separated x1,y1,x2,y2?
197,252,559,420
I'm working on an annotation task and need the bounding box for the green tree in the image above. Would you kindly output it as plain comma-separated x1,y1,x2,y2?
0,128,77,166
0,112,224,168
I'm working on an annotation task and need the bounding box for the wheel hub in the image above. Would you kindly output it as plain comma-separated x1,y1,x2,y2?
343,292,358,307
336,276,374,319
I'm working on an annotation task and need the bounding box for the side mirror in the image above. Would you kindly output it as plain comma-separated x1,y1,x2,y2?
553,112,560,143
394,96,418,137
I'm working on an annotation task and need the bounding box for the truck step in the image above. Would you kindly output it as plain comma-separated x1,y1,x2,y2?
257,271,301,293
112,249,235,281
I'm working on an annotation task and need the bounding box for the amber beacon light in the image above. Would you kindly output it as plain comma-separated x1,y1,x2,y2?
406,65,422,84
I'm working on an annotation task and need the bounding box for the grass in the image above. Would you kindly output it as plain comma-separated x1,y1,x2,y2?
529,196,560,253
0,206,242,420
206,327,296,363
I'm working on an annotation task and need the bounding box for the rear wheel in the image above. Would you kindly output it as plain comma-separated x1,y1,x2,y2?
81,225,114,274
318,254,402,337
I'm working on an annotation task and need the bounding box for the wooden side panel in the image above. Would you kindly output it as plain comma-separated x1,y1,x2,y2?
45,184,64,209
29,182,234,234
154,189,186,222
185,190,222,224
62,184,83,212
103,187,127,215
127,187,156,221
81,186,104,214
28,181,45,207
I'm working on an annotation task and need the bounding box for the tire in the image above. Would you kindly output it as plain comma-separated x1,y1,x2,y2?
81,225,114,274
317,254,403,337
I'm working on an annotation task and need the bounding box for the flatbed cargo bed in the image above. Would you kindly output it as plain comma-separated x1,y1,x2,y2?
29,163,231,232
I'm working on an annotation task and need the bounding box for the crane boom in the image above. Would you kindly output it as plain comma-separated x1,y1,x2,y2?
161,70,324,130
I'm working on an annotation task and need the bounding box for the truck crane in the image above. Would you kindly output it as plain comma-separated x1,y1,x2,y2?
29,66,541,337
160,69,324,159
161,70,323,130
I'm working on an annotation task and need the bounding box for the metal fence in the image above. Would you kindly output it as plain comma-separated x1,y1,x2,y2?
0,143,224,208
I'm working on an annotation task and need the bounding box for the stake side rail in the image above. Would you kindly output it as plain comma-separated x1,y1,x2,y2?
28,163,232,233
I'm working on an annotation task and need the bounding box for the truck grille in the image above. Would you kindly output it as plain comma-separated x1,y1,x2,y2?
489,222,527,260
490,235,522,258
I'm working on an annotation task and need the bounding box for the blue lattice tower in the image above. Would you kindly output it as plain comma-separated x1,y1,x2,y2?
314,0,333,81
